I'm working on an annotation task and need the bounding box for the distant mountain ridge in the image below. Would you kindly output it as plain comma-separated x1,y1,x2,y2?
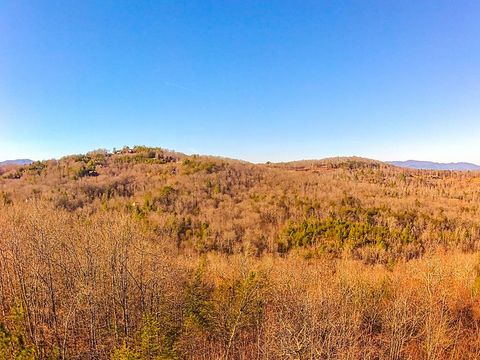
388,160,480,171
0,159,33,167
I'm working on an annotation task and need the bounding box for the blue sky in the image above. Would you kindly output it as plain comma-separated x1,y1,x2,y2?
1,1,480,163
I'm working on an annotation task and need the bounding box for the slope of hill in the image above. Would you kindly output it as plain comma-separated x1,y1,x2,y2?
389,159,480,171
2,146,480,262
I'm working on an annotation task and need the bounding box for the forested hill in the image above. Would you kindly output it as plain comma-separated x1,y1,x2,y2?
2,145,480,263
3,146,480,359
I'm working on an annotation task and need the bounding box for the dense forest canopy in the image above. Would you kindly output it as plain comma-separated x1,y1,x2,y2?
2,146,480,262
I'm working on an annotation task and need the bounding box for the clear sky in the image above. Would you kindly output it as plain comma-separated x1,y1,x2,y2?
1,1,480,163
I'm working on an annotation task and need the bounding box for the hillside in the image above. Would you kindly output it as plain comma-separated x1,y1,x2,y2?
2,146,480,262
2,146,480,359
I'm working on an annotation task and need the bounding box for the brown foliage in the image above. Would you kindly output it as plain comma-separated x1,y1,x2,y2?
1,147,480,358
